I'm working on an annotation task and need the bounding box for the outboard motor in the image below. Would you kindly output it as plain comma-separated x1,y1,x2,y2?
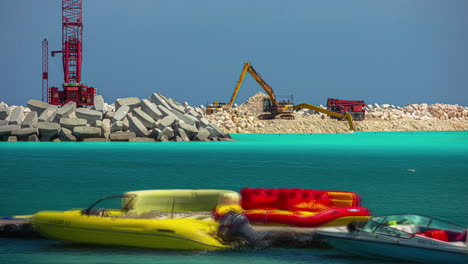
218,212,328,249
218,212,272,249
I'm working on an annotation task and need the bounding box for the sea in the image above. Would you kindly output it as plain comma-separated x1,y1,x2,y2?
0,131,467,264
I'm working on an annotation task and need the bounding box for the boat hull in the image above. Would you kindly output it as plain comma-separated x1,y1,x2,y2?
318,227,468,264
32,211,228,250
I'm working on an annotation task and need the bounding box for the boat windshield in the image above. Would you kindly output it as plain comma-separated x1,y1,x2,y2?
81,194,137,216
360,214,466,238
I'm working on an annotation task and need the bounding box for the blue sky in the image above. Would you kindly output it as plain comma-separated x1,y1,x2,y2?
1,0,467,107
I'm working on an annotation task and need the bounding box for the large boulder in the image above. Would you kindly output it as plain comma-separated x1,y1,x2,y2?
115,97,141,111
75,108,103,121
27,100,50,116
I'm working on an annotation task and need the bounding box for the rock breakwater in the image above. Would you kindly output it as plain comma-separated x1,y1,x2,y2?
0,94,231,142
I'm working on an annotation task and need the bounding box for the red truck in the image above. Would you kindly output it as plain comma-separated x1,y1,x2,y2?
326,98,366,121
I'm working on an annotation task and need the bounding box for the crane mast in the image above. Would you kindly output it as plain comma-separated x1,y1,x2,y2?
47,0,96,106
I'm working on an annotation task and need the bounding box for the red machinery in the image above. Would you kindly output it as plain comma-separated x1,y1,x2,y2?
43,0,96,106
327,98,366,121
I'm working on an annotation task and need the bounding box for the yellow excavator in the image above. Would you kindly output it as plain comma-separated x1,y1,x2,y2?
206,62,294,119
205,62,356,130
293,103,356,131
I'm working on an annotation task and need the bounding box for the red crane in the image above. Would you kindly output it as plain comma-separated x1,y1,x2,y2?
46,0,96,106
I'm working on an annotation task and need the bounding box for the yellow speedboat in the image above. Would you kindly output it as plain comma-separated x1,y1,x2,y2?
32,190,239,250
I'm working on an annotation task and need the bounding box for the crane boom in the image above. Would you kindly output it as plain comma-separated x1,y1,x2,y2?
46,0,96,106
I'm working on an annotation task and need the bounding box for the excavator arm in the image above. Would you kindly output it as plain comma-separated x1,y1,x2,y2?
294,103,356,131
228,62,279,108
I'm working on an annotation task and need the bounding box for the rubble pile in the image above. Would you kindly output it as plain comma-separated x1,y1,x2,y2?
206,92,468,133
0,93,231,142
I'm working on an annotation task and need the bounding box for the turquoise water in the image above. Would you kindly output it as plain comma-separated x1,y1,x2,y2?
0,131,467,264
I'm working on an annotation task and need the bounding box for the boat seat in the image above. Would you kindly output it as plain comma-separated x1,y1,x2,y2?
415,229,450,242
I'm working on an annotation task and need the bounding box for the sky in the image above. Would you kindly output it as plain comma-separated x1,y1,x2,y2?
1,0,467,107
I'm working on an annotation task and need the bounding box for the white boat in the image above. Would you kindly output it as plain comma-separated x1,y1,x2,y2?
316,214,468,263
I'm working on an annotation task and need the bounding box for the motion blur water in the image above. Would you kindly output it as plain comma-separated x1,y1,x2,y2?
1,132,467,264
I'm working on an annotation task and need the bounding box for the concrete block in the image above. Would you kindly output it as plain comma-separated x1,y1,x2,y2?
141,99,164,120
112,105,130,122
198,117,210,128
84,138,110,142
0,120,8,126
0,107,8,120
129,137,155,142
122,118,130,131
11,128,39,137
133,108,155,129
149,128,163,141
60,127,77,141
169,108,198,126
176,128,190,141
162,127,174,139
104,111,115,120
28,134,40,142
167,100,185,114
52,138,61,142
175,136,183,142
60,118,88,130
110,131,136,141
111,121,123,132
75,108,103,121
207,123,231,138
160,134,169,142
27,100,50,116
194,128,210,141
38,105,58,122
182,102,189,107
56,101,76,119
0,125,21,136
34,122,61,139
177,121,199,138
93,95,105,113
128,116,150,137
157,105,178,119
187,108,201,119
115,97,141,111
8,106,24,125
157,116,177,130
7,136,17,142
150,93,171,110
22,111,38,128
73,126,102,138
